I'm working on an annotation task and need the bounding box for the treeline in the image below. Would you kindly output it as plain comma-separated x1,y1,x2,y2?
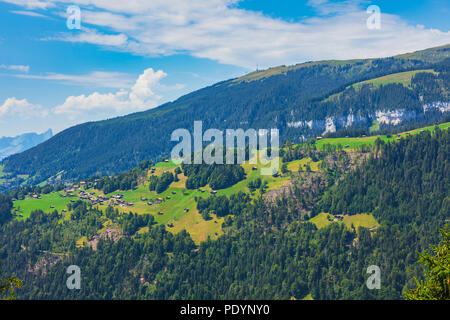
281,141,339,163
182,163,245,190
7,184,65,201
4,160,154,200
247,177,268,193
197,192,251,220
90,160,154,194
316,127,449,224
0,194,12,225
149,172,174,194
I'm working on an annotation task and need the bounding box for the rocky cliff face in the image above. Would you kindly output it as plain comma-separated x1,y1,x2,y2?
287,101,449,135
423,101,450,113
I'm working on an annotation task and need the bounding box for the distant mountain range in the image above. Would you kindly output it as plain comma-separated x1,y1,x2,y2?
2,45,450,185
0,129,53,160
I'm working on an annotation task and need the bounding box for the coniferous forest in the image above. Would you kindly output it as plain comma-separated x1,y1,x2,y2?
0,129,448,300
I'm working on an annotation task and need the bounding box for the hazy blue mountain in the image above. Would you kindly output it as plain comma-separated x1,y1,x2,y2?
0,129,53,160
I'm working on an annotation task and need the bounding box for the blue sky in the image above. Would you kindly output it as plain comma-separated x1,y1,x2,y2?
0,0,449,137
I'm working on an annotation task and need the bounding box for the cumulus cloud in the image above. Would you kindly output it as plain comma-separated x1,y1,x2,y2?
53,68,170,118
5,0,448,68
0,97,48,118
0,67,182,133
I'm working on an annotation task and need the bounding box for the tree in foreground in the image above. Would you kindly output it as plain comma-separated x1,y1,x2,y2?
404,225,450,300
0,261,23,300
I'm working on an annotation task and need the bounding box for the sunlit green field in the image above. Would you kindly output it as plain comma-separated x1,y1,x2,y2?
352,69,436,89
316,135,387,150
13,192,72,220
324,69,437,102
316,121,450,150
10,153,301,243
286,157,321,173
309,213,379,230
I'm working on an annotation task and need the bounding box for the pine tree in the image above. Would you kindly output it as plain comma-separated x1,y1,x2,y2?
404,226,450,300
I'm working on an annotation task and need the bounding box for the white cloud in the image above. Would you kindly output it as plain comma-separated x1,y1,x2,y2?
307,0,364,15
0,97,48,118
2,0,53,9
7,0,447,68
49,28,128,47
53,68,172,118
129,69,166,104
16,70,134,88
10,10,48,18
0,64,30,72
80,10,138,31
0,67,182,135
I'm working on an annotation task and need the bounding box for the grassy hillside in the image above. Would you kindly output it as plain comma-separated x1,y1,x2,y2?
232,59,368,83
11,156,286,243
309,212,379,230
10,155,314,243
10,122,449,244
324,69,437,101
316,121,450,150
394,44,450,63
235,44,450,83
352,69,437,89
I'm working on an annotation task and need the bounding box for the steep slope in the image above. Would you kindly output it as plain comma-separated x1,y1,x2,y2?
0,125,448,300
2,45,450,184
7,122,449,242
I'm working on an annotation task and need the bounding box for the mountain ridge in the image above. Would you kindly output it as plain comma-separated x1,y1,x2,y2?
2,45,450,186
0,129,53,161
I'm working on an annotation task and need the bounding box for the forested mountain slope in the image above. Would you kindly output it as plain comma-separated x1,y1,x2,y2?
2,45,450,185
0,127,448,300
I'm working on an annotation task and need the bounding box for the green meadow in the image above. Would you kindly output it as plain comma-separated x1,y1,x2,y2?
352,69,436,89
309,213,379,231
316,121,450,150
324,69,437,102
10,121,449,243
10,155,297,243
13,192,72,220
286,157,321,173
